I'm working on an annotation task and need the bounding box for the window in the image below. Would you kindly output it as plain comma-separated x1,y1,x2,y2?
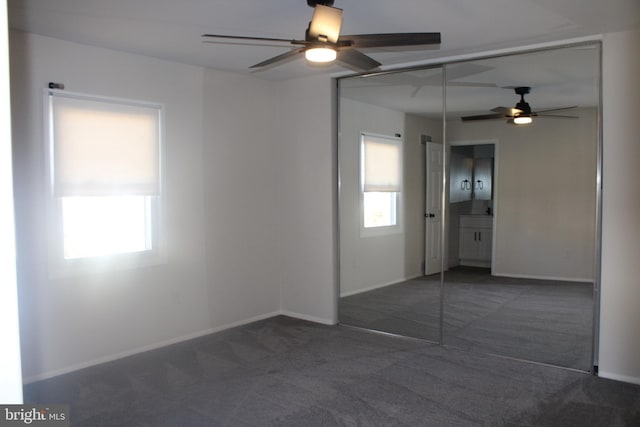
61,196,153,260
363,192,397,228
360,132,402,235
47,91,161,263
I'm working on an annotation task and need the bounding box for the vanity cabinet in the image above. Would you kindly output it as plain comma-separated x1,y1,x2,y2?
459,215,493,267
472,157,493,201
449,151,493,203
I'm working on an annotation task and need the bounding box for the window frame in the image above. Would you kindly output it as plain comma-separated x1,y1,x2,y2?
44,89,165,277
359,132,403,238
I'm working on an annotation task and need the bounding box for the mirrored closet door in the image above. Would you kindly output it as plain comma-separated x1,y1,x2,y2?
442,45,601,371
337,43,601,372
337,66,444,342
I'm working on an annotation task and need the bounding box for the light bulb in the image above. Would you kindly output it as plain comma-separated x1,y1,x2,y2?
305,47,337,63
514,115,533,125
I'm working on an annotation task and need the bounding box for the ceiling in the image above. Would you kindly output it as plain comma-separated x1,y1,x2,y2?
8,0,640,82
7,1,638,118
339,44,602,119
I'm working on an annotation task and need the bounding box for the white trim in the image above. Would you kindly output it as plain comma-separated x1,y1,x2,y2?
340,273,424,298
331,35,604,79
0,0,23,404
280,311,335,326
341,280,396,297
47,88,164,111
598,371,640,386
359,132,403,237
22,310,281,384
460,260,491,269
492,272,593,283
448,139,499,273
43,89,167,279
448,139,499,147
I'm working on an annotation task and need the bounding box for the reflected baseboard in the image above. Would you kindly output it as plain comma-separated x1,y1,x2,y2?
340,273,426,298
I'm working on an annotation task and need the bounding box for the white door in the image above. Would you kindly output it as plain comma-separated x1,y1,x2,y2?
424,141,443,275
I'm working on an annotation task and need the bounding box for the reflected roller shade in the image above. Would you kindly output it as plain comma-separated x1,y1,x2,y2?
50,93,160,197
362,133,401,192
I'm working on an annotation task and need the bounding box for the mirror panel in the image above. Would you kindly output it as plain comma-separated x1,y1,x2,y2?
337,43,600,373
443,45,600,371
338,67,444,341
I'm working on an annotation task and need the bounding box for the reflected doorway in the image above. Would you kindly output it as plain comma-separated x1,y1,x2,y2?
337,42,600,373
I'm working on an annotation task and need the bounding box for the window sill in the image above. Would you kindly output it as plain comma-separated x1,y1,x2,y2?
360,224,402,238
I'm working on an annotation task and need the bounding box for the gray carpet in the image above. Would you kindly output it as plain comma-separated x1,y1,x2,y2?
339,274,442,342
340,267,594,371
24,316,639,426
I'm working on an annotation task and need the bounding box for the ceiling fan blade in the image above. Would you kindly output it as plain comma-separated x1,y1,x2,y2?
491,106,522,116
249,48,305,69
340,33,441,48
202,34,300,44
308,4,343,43
534,105,578,113
337,49,381,71
461,113,507,122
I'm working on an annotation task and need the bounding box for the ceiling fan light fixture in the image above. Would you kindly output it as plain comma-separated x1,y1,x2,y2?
305,46,337,63
514,115,533,125
203,2,441,72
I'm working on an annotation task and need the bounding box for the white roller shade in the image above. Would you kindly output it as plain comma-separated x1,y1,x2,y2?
362,133,402,192
50,93,160,197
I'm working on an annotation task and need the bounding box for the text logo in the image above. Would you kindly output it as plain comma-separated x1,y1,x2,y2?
0,405,69,427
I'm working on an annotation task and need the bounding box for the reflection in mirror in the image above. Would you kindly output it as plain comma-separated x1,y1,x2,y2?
338,67,444,341
337,43,600,373
443,44,600,371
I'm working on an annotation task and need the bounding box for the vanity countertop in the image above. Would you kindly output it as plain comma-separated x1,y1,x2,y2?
460,215,493,228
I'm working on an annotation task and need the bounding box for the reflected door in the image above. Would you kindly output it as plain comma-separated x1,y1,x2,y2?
338,65,444,343
442,44,600,372
425,141,443,275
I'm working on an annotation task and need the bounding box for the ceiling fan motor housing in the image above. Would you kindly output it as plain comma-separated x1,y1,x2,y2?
515,86,532,115
307,0,334,7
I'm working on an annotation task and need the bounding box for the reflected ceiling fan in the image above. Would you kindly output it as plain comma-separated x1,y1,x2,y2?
461,86,578,125
202,0,441,72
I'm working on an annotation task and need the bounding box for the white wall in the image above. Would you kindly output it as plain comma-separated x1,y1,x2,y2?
9,31,337,382
599,28,640,385
338,98,441,296
277,75,338,324
448,108,598,282
9,32,284,382
202,69,282,327
338,98,405,296
0,2,23,404
9,26,640,387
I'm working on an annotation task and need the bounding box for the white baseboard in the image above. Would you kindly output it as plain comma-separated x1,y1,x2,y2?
340,273,425,298
22,310,282,384
491,272,593,283
598,370,640,386
280,310,336,326
459,260,491,268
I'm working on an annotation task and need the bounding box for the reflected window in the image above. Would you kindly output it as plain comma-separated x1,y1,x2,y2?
360,132,402,235
363,192,397,228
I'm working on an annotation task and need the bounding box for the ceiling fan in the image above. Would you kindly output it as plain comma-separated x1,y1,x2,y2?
202,0,441,72
461,86,578,125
